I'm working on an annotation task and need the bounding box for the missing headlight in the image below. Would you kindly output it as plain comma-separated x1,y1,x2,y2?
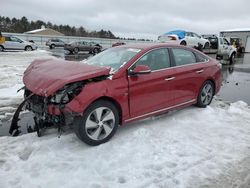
49,81,85,105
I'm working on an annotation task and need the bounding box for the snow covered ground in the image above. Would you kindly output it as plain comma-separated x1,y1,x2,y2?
1,51,250,188
0,100,250,188
0,50,55,122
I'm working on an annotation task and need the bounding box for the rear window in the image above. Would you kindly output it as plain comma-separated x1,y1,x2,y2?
195,52,209,62
172,48,196,66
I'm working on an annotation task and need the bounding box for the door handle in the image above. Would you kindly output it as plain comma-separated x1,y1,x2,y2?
196,69,204,74
165,77,175,81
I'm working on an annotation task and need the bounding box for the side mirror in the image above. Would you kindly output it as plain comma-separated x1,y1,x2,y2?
129,65,151,75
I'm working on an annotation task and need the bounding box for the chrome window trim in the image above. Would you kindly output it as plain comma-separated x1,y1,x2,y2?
125,99,196,122
127,47,210,75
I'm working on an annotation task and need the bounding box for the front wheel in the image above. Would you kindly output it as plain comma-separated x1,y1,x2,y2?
0,45,4,52
50,44,55,49
74,100,119,146
230,52,236,64
93,48,99,54
196,81,214,108
73,47,79,54
25,46,32,51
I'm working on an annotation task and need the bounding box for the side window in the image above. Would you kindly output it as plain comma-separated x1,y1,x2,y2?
172,48,196,66
219,38,223,45
10,37,20,42
223,38,229,45
134,48,171,71
193,33,201,38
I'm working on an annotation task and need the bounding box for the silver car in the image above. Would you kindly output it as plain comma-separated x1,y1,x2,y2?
0,35,38,52
46,39,65,49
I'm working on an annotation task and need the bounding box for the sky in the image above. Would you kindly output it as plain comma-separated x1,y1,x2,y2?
1,0,250,40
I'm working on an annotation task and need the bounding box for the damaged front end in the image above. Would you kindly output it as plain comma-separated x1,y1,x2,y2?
9,81,85,137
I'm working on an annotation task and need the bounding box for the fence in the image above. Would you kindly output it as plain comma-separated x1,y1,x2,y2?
2,32,155,49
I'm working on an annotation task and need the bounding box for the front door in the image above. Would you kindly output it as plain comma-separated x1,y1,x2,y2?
4,36,24,50
128,48,175,118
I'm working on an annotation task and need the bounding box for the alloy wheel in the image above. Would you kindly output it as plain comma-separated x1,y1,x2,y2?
200,83,213,105
25,46,32,51
85,107,115,141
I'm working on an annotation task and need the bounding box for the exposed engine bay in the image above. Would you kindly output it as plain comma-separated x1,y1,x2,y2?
9,76,108,137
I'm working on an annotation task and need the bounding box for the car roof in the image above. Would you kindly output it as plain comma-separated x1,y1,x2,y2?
118,42,190,51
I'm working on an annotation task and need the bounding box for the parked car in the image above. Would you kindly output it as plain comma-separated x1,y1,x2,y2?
10,43,222,146
202,35,237,63
0,35,37,52
158,30,210,49
112,42,126,47
46,38,65,49
64,41,102,54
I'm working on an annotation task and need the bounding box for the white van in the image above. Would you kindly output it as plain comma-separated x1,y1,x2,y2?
0,35,38,52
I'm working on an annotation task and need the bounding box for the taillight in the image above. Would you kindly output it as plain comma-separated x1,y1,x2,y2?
168,36,177,40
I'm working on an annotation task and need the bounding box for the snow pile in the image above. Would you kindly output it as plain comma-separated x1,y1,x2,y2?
0,50,55,121
0,99,250,188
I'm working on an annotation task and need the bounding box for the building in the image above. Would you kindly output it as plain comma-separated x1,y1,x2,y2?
220,28,250,52
25,26,64,36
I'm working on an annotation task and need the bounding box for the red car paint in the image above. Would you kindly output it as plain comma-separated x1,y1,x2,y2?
23,59,110,96
24,43,221,124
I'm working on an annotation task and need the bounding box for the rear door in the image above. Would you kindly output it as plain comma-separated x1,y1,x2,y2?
185,32,195,46
170,48,208,105
128,48,176,118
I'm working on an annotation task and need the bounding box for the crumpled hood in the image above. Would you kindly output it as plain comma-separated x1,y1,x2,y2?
23,59,110,96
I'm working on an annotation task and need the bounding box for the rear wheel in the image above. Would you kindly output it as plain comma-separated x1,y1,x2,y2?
180,41,187,46
74,100,119,146
25,46,32,51
196,81,214,108
204,42,209,49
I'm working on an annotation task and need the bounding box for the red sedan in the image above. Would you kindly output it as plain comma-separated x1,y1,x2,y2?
10,43,222,146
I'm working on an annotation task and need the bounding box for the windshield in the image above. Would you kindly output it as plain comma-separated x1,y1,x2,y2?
84,47,141,72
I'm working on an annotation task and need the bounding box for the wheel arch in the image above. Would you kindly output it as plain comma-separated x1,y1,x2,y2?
200,79,216,96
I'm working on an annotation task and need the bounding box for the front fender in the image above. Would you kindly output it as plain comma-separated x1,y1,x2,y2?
64,78,129,121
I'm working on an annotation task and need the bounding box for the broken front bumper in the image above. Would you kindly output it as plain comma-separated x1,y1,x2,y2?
9,91,78,137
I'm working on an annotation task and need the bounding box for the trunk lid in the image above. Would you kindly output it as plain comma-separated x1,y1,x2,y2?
23,59,110,96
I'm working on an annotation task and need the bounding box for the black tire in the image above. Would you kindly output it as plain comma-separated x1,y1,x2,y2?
204,42,209,49
180,41,187,46
74,100,119,146
230,52,236,64
25,46,32,51
73,47,79,54
50,44,55,49
196,80,214,108
93,48,99,54
0,45,4,52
